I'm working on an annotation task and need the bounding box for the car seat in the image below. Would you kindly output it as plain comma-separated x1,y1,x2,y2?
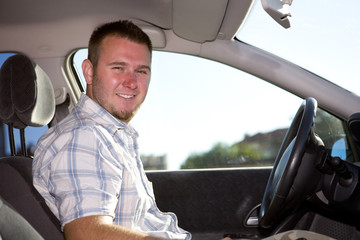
0,54,64,239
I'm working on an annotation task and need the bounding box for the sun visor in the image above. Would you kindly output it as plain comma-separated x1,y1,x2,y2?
172,0,228,43
140,25,166,48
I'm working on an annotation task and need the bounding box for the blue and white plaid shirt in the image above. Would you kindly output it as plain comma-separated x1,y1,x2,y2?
33,94,191,239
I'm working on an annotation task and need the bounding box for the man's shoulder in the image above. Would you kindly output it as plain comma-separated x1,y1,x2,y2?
33,118,103,170
52,95,101,133
41,115,98,145
34,104,99,155
33,94,121,161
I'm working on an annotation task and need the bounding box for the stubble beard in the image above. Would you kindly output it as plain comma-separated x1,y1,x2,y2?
110,104,141,124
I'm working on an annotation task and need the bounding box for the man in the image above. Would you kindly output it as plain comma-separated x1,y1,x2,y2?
33,20,191,240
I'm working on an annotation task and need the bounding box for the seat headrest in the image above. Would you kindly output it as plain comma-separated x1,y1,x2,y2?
0,54,55,129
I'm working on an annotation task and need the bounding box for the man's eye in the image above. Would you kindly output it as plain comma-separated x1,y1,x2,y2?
136,69,149,75
113,66,123,70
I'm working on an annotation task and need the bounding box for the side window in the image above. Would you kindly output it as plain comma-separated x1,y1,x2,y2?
314,109,350,161
0,53,48,157
71,50,304,170
72,48,87,92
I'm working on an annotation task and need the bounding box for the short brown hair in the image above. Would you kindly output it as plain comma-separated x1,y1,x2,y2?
88,20,152,66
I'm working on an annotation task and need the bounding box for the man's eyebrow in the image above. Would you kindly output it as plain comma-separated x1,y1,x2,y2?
107,61,127,66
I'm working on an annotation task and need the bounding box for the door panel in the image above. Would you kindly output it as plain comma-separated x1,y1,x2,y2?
147,168,271,239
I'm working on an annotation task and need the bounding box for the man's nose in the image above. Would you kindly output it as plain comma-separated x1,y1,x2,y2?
123,72,137,89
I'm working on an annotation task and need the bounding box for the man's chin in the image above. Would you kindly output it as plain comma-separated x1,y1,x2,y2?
109,104,142,124
115,110,136,124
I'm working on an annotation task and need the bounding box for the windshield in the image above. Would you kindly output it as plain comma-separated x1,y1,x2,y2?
237,0,360,96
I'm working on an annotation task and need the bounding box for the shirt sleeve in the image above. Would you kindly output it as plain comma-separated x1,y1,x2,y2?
46,125,123,229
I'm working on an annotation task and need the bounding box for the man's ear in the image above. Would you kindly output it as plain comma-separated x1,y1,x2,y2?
82,59,94,85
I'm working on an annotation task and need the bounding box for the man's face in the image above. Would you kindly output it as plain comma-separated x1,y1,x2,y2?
83,35,151,123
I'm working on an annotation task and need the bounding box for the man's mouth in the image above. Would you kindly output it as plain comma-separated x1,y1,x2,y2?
117,93,135,99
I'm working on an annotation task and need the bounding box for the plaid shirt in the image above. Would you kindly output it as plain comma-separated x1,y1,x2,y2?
33,94,190,239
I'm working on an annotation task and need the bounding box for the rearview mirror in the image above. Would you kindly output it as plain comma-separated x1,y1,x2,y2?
261,0,293,29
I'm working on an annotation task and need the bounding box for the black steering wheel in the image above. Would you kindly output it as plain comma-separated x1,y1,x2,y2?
259,97,324,228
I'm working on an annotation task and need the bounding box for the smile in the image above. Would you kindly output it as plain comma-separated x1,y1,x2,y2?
117,93,134,99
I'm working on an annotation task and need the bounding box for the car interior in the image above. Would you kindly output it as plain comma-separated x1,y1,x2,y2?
1,0,360,239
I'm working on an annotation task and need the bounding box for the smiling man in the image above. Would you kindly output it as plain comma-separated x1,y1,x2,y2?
32,20,191,240
83,35,151,124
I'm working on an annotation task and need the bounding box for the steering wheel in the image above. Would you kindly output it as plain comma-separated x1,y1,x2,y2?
259,97,324,228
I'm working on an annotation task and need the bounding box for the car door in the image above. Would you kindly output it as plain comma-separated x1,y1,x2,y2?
147,168,271,239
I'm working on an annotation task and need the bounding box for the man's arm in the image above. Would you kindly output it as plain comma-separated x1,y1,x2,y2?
64,215,165,240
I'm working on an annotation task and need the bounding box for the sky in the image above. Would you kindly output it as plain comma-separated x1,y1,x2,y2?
131,53,301,169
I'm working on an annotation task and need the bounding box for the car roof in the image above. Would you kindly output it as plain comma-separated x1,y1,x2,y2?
0,0,253,58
